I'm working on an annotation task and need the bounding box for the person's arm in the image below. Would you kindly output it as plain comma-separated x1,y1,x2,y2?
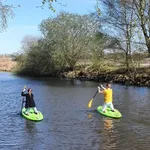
21,88,27,96
100,84,106,90
98,86,104,94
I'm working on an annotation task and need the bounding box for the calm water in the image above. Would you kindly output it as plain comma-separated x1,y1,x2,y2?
0,72,150,150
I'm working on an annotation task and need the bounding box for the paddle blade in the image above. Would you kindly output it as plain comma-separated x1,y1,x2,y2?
88,99,93,108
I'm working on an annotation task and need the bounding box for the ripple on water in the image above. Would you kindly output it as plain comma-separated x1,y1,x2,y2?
0,72,150,150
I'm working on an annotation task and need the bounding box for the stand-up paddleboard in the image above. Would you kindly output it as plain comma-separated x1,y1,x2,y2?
97,106,122,119
21,107,44,121
20,86,43,121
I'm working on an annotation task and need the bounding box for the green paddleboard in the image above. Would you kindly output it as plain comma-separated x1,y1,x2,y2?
97,106,122,119
21,107,44,121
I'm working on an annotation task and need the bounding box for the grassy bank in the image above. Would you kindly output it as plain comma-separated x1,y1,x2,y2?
2,55,150,87
61,67,150,87
0,56,17,72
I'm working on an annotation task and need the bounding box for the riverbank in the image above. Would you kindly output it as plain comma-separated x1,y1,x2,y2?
1,56,150,87
61,67,150,87
0,56,17,72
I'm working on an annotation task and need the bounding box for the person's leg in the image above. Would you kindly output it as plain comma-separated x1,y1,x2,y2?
25,108,30,115
102,103,108,112
109,102,115,112
33,107,38,114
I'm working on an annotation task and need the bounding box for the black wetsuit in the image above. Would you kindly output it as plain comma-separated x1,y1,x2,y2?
21,92,36,108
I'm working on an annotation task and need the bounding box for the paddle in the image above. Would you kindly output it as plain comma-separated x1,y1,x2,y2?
21,98,25,113
88,90,98,108
21,86,26,112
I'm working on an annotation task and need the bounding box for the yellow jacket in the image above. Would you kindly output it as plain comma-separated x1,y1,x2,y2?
102,88,113,103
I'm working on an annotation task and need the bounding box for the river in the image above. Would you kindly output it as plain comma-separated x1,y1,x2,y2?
0,72,150,150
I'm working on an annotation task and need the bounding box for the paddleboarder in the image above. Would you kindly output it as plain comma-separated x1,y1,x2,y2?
98,83,116,113
21,87,38,115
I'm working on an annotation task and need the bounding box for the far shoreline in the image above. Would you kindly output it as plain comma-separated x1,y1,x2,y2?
1,55,150,87
1,68,150,87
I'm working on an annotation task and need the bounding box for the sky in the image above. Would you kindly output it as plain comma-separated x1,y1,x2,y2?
0,0,97,54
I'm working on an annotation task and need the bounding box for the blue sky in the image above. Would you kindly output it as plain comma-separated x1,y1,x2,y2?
0,0,96,54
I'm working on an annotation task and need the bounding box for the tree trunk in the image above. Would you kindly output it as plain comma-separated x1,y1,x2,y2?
125,52,129,70
147,38,150,57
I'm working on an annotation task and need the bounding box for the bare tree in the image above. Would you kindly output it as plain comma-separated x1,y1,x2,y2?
0,1,15,31
21,35,39,53
133,0,150,57
97,0,136,69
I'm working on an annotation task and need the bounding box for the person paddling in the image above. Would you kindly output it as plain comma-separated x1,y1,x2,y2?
98,83,116,113
21,87,38,115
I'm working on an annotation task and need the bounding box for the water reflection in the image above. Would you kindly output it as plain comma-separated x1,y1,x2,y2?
103,118,114,131
87,113,93,119
102,118,117,150
25,121,36,134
